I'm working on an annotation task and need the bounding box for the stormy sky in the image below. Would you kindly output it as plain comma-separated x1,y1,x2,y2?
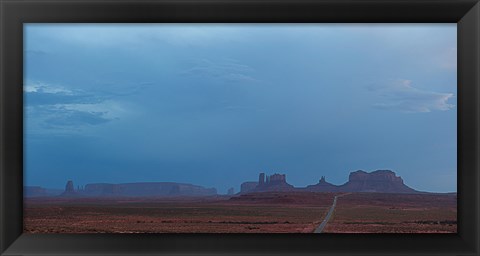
24,24,457,193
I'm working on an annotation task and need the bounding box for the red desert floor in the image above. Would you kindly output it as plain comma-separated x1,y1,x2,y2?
24,192,456,233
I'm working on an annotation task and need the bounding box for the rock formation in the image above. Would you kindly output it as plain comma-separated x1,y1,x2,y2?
240,173,295,193
24,186,64,197
24,186,47,197
256,173,295,192
304,176,339,192
43,169,420,199
339,170,417,193
83,182,217,197
304,170,418,193
259,173,265,185
60,180,78,197
240,181,259,193
65,180,74,192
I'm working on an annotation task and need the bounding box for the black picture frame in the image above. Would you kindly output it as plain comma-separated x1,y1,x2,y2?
1,0,479,255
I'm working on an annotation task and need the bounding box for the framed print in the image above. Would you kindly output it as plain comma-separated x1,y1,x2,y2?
1,0,479,255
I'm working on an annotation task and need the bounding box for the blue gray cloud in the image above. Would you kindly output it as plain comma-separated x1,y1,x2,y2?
181,58,258,84
44,108,111,126
24,82,121,133
371,80,455,113
25,90,101,106
25,49,48,56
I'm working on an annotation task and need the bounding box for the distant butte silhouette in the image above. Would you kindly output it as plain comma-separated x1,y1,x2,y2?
29,169,423,198
241,170,419,194
64,182,217,197
305,170,418,193
60,180,79,197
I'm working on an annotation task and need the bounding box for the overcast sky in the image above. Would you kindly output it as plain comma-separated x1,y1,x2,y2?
24,24,457,193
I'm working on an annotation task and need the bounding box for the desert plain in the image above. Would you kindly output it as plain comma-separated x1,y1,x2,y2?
24,192,456,233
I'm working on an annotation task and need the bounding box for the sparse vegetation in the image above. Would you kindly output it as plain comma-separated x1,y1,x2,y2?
24,192,456,233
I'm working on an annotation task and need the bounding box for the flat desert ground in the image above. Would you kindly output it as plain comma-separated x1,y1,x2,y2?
323,193,457,233
24,192,456,233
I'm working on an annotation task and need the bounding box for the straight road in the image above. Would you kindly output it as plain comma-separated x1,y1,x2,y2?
314,193,350,233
